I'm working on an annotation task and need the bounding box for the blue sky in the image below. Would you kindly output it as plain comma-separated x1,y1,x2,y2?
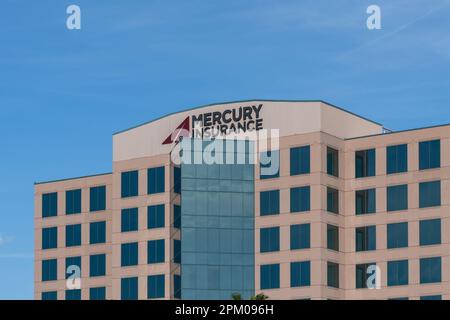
1,0,450,299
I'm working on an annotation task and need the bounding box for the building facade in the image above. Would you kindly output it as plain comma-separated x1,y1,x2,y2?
35,100,450,300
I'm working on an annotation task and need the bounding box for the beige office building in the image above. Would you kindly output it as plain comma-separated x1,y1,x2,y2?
35,100,449,300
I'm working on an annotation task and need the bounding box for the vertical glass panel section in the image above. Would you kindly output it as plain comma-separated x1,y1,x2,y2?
387,260,408,286
355,226,376,252
327,147,339,177
419,140,440,170
327,262,339,288
66,189,81,214
327,224,339,251
387,222,408,249
355,189,376,215
327,187,339,214
420,257,441,284
290,186,310,213
42,192,58,217
290,146,310,176
386,144,408,174
356,263,376,289
90,186,106,212
355,149,375,178
419,180,441,208
121,170,138,198
387,185,408,211
419,219,441,246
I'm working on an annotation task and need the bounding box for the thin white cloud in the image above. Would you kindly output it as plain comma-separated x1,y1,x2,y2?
0,252,33,259
0,234,14,247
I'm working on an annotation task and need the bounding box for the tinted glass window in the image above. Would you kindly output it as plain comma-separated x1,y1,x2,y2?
148,167,165,194
420,219,441,246
121,208,138,232
148,204,165,229
419,180,441,208
121,242,138,267
90,186,106,212
355,149,375,178
420,257,441,284
90,287,106,300
356,263,376,289
42,259,57,281
121,171,138,198
355,226,376,252
260,190,280,216
387,260,408,286
66,189,81,214
260,264,280,289
260,227,280,253
42,192,58,217
65,224,81,247
327,262,339,288
386,144,408,174
121,277,138,300
327,224,339,251
290,186,310,213
387,222,408,249
90,221,106,244
42,227,57,250
355,189,376,215
290,146,310,176
291,261,311,287
387,185,408,211
89,254,106,277
327,147,339,177
148,275,165,299
327,187,339,214
290,224,310,250
260,150,280,179
419,140,440,170
148,239,165,264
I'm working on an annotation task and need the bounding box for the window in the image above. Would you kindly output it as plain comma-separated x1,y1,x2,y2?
355,149,375,178
42,192,57,217
90,287,106,300
42,227,57,250
174,205,181,229
148,204,165,229
291,261,311,287
420,257,441,284
420,219,441,246
290,146,310,176
260,264,280,289
290,186,310,213
419,139,440,170
90,186,106,212
65,256,81,279
42,259,57,281
174,275,181,299
174,167,181,194
121,170,138,198
356,263,376,289
260,190,280,216
174,240,181,264
327,262,339,288
387,260,408,286
327,187,339,214
387,222,408,249
260,150,280,179
355,226,376,252
148,275,165,299
148,239,165,264
290,223,310,250
65,224,81,247
355,189,376,215
387,185,408,211
121,208,138,232
66,189,81,215
121,242,138,267
260,227,280,253
121,277,138,300
148,166,165,194
65,289,81,300
90,221,106,244
327,224,339,251
421,295,442,300
90,254,106,277
41,291,57,300
327,147,339,177
386,144,408,174
419,180,441,208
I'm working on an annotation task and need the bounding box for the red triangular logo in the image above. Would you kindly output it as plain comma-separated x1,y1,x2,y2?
162,116,190,145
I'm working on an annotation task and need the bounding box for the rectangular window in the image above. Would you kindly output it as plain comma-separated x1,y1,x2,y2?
419,180,441,208
355,149,375,178
260,150,280,179
327,224,339,251
89,221,106,244
121,170,139,198
65,289,81,300
327,147,339,177
174,239,181,264
66,189,81,214
147,239,165,264
148,275,165,299
355,226,376,252
420,257,441,284
260,264,280,289
290,186,311,213
386,144,408,174
42,227,57,250
260,227,280,253
260,190,280,216
65,224,81,247
356,263,376,289
290,223,310,250
148,166,165,194
387,222,408,249
41,291,57,300
355,189,376,215
121,242,138,267
387,260,408,286
290,146,310,176
121,277,138,300
419,139,440,170
121,208,138,232
90,287,106,300
420,219,441,246
327,187,339,214
290,261,311,287
89,254,106,277
421,295,442,300
65,256,81,279
174,167,181,194
42,192,58,217
42,259,57,281
90,186,106,212
148,204,165,229
173,205,181,229
327,262,339,288
174,275,181,299
387,185,408,211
